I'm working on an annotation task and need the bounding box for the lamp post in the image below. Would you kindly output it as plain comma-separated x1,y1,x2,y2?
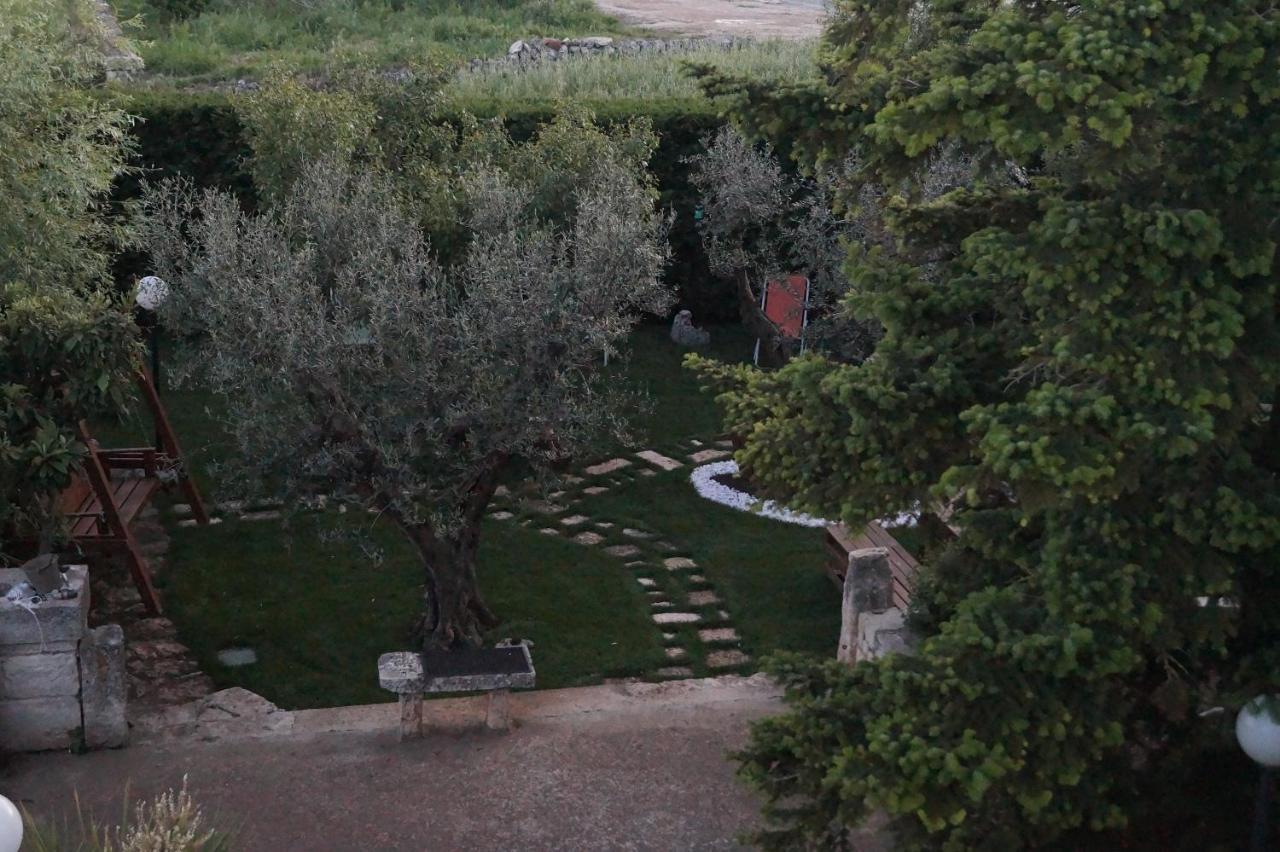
1238,695,1280,851
0,793,21,852
135,276,170,452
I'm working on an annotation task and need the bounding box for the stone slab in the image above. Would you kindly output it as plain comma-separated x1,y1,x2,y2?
687,591,721,607
663,557,698,571
656,666,693,678
635,450,682,471
560,515,591,526
583,486,610,496
0,649,79,699
689,449,731,464
584,458,631,476
379,646,535,695
489,511,514,521
622,528,653,539
80,624,127,749
706,650,751,669
539,528,561,536
573,532,605,546
637,578,657,588
0,694,83,752
0,565,88,646
665,647,688,661
652,612,701,625
698,628,740,644
604,545,642,558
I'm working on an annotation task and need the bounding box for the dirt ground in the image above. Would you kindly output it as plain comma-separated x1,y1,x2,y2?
597,0,826,39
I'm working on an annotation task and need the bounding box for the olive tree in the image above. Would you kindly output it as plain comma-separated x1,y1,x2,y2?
138,119,671,649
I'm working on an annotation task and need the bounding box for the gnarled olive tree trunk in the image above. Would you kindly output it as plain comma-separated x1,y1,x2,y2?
407,523,499,650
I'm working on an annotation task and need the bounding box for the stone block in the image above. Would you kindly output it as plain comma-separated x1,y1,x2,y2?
80,624,127,748
663,557,697,571
689,449,731,464
635,450,682,471
0,695,82,752
706,650,751,669
687,590,721,607
0,566,88,647
698,627,739,644
652,612,700,625
560,514,590,526
856,608,915,662
584,458,631,476
0,650,79,699
573,531,605,546
839,548,895,664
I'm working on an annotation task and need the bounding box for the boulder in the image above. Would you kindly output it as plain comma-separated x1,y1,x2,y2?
670,310,711,347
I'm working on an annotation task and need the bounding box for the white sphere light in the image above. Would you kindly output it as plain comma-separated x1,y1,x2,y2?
0,794,21,852
135,275,170,312
1236,696,1280,768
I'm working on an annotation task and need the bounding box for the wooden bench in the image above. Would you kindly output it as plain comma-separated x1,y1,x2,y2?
825,521,920,611
57,369,209,616
379,644,536,739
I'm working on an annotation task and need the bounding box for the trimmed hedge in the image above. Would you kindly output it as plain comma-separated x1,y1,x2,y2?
117,91,736,320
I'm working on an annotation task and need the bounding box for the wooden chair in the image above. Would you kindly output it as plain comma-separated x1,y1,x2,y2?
59,369,209,615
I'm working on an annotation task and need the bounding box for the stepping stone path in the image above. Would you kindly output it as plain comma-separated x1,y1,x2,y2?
480,444,755,681
635,450,682,471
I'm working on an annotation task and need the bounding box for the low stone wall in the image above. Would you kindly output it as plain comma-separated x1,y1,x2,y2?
0,565,127,752
468,35,749,73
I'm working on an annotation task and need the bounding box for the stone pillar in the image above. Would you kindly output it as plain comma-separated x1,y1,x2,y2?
0,566,89,751
79,624,128,748
485,689,511,731
838,548,891,663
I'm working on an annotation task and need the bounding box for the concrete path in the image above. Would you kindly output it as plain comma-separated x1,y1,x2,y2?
1,676,781,851
598,0,826,39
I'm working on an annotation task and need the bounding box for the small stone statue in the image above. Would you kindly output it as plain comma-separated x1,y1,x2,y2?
670,310,711,347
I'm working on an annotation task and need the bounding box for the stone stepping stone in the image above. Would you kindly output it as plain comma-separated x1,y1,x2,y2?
657,666,693,678
241,510,283,522
698,627,740,644
549,490,566,499
688,574,707,584
540,527,561,536
653,612,701,625
171,503,192,516
637,577,657,588
662,632,677,642
717,609,731,621
523,500,566,515
665,647,688,661
595,522,615,530
583,486,610,496
690,439,704,447
489,510,514,521
563,475,584,485
604,544,642,558
646,591,666,600
689,448,731,464
706,650,751,669
651,601,674,610
494,485,511,497
654,541,677,552
177,519,198,528
625,561,647,568
638,469,657,477
573,531,606,546
636,450,682,471
715,440,734,449
622,528,653,539
585,458,631,476
687,590,721,607
560,514,590,526
663,557,697,571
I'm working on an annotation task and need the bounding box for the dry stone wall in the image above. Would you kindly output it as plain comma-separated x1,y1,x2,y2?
468,35,750,73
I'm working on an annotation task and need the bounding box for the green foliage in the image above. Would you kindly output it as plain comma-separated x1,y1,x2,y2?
0,0,136,288
122,90,734,315
0,0,140,558
692,0,1280,847
0,284,140,553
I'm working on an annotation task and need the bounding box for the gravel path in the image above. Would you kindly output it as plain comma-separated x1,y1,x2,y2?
597,0,826,39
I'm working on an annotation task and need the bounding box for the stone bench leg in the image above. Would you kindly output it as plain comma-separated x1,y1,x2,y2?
399,693,423,741
485,688,511,732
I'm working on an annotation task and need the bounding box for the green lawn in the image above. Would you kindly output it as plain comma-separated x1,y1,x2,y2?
164,510,664,708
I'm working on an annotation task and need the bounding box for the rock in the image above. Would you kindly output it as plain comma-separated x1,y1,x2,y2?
129,617,178,641
539,527,561,536
656,666,693,678
636,450,682,471
171,503,192,516
584,457,631,476
583,486,609,496
573,531,605,546
689,448,731,464
670,310,711,346
637,577,657,588
706,649,751,669
698,627,739,644
489,511,514,521
508,40,529,55
194,687,279,723
604,544,642,558
579,36,614,48
665,647,688,661
543,37,563,50
663,557,697,571
652,612,701,625
687,590,721,607
560,514,591,526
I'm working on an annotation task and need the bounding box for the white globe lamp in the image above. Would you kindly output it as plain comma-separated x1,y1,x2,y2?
135,275,170,312
0,793,22,852
1238,696,1280,850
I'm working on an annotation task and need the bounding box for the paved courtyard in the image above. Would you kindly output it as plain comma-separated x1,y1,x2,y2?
2,677,780,851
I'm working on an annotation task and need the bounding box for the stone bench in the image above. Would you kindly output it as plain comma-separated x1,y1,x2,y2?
378,644,535,739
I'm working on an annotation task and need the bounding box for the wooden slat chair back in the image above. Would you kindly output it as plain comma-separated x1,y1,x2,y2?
825,520,921,611
59,369,210,615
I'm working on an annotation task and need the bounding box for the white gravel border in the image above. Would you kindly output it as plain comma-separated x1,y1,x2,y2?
689,460,921,529
689,461,833,527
